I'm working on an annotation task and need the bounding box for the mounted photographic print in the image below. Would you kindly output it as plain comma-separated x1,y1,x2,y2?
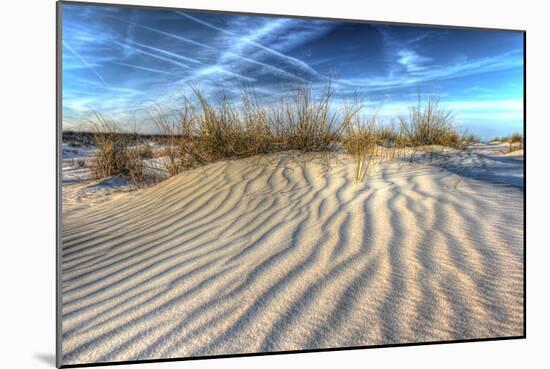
57,1,525,367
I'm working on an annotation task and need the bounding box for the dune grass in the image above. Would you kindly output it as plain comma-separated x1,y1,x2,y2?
147,100,198,177
461,133,481,145
398,98,462,162
72,87,482,186
191,82,361,160
87,113,149,186
342,98,463,182
491,133,523,152
342,111,380,182
506,133,524,152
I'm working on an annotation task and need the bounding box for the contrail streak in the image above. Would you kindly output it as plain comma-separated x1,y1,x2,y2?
115,41,254,82
135,22,303,81
63,41,109,87
114,41,191,69
109,15,301,82
125,39,202,65
175,11,325,80
111,61,179,76
129,21,216,50
224,51,308,83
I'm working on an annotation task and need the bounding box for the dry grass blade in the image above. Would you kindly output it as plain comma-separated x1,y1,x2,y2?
86,112,148,186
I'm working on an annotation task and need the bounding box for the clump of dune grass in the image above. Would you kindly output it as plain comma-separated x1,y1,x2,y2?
272,82,360,153
505,133,524,152
194,89,245,160
87,113,148,186
239,87,275,155
376,121,408,160
462,132,480,145
148,100,198,177
399,98,462,161
136,144,154,160
343,111,381,183
342,98,465,183
491,133,523,152
191,82,361,162
193,88,277,160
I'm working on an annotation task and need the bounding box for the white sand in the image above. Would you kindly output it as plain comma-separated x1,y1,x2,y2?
61,145,524,365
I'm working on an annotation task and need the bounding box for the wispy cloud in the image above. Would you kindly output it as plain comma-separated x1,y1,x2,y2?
406,30,447,45
397,49,432,72
339,49,522,93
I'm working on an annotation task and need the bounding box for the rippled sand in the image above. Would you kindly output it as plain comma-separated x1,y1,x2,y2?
61,146,524,365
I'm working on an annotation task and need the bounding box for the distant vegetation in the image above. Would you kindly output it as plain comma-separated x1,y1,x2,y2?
461,133,481,145
64,84,483,185
492,133,524,153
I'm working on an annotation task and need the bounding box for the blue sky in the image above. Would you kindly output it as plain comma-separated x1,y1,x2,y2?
62,2,524,139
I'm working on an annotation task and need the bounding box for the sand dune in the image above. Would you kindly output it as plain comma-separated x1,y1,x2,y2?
61,146,524,365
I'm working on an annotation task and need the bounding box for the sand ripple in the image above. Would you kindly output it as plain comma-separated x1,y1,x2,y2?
61,149,524,365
